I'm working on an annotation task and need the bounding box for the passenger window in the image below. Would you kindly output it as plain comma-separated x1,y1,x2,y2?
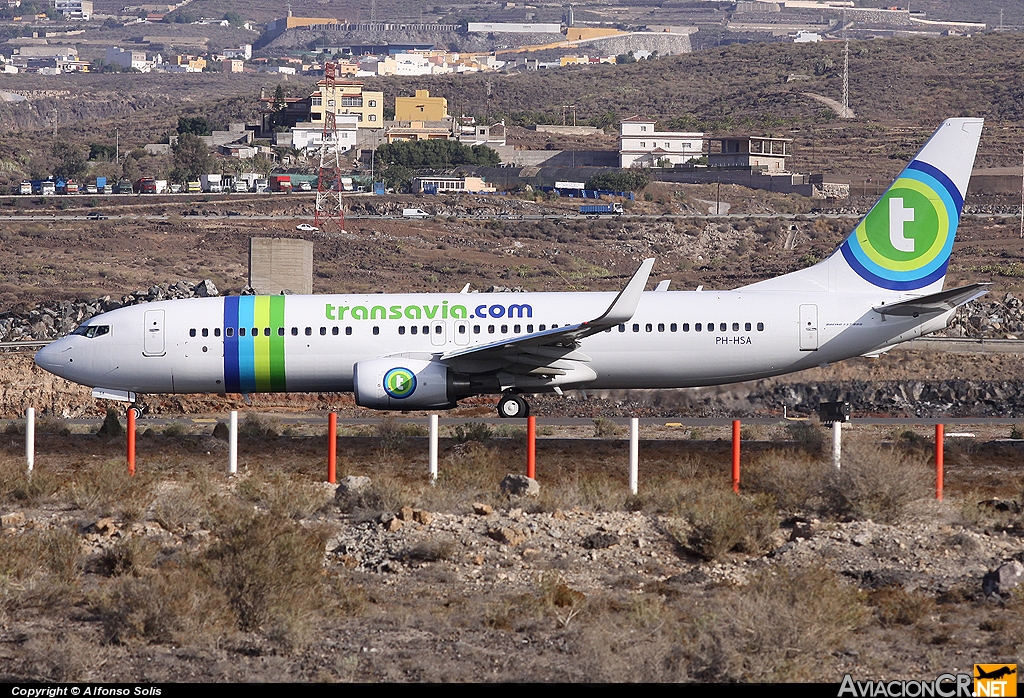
527,324,534,333
720,323,727,332
632,324,639,333
422,325,429,335
305,327,312,336
539,325,546,331
291,327,298,336
373,326,379,335
226,327,234,337
680,323,687,332
399,326,406,335
732,323,739,332
252,327,258,336
757,322,765,331
264,328,271,337
239,328,246,337
646,323,652,332
332,327,339,335
278,327,285,337
695,323,701,332
434,325,442,334
514,324,521,333
214,328,221,337
618,324,625,333
488,325,495,334
501,324,508,333
320,327,327,336
189,328,196,337
202,328,209,337
658,323,665,332
458,325,466,334
745,323,751,332
411,326,418,335
473,325,480,334
346,327,352,335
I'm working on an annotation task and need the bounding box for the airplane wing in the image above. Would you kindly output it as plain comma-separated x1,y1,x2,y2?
874,283,989,317
439,258,654,381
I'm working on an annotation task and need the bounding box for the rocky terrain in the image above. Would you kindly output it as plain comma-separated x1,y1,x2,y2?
0,427,1021,682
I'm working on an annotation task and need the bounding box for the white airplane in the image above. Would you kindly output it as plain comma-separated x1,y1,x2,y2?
36,118,987,418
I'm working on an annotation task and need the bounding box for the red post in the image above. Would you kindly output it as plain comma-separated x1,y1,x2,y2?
732,419,741,493
526,415,536,480
127,408,136,477
327,412,337,484
935,423,944,502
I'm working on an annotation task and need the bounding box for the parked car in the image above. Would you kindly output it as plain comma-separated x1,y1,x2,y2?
295,223,318,231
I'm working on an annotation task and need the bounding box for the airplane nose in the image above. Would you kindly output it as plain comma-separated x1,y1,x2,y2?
34,340,72,378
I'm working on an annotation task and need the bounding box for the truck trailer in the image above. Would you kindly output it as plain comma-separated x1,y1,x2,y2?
579,203,623,216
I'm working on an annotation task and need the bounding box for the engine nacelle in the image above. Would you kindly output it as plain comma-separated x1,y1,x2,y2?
353,357,456,410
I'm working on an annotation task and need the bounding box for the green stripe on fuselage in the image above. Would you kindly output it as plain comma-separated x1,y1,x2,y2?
253,296,271,391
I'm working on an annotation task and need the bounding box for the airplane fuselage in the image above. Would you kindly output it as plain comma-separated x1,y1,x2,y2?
34,288,948,397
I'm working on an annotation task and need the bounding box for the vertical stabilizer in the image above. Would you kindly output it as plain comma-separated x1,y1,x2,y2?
743,118,983,295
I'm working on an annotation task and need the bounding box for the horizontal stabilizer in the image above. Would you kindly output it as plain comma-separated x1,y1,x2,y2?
874,283,989,317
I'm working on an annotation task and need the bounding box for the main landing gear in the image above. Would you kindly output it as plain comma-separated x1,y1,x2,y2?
497,393,530,418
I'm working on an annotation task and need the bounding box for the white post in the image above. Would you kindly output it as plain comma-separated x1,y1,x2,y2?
229,410,238,475
429,414,438,484
25,407,34,473
832,421,842,470
629,417,638,495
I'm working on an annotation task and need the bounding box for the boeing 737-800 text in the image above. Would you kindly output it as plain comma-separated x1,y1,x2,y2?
35,118,987,418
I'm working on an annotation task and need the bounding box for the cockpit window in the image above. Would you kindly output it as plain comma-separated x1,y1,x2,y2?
71,325,110,339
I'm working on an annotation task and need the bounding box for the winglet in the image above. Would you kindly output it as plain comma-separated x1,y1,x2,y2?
587,258,655,328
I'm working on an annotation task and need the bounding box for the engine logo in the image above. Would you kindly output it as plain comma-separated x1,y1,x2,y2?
383,367,417,399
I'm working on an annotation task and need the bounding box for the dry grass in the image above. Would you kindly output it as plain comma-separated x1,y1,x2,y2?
684,567,867,681
822,440,933,523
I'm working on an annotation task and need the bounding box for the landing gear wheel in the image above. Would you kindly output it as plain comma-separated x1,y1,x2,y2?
497,393,530,419
127,407,143,420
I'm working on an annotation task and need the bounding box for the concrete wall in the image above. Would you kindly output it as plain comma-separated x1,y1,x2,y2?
249,238,314,295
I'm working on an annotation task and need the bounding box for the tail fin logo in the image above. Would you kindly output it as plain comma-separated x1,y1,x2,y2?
840,161,963,291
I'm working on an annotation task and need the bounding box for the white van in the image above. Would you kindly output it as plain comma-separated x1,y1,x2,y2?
402,208,430,219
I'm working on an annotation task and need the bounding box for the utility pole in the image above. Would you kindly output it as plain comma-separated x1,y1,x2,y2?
314,63,346,233
842,39,849,119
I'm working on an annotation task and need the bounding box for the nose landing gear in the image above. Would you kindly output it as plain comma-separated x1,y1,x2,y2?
497,393,529,418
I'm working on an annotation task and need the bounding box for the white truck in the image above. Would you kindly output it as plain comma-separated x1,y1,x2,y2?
200,174,223,193
402,208,430,219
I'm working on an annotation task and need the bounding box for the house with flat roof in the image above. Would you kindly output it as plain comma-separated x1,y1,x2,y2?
619,116,703,168
310,80,384,129
708,136,791,171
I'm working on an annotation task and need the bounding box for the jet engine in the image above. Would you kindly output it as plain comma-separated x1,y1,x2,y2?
353,357,470,410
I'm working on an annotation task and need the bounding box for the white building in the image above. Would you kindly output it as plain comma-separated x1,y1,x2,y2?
105,46,151,72
223,44,252,60
619,116,703,168
289,115,359,153
54,0,92,19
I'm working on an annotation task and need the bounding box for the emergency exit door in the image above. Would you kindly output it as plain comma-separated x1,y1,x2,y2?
799,304,818,351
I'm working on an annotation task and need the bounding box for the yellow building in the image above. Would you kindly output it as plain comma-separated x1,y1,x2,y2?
565,27,625,41
385,121,453,143
310,80,384,129
395,89,448,121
